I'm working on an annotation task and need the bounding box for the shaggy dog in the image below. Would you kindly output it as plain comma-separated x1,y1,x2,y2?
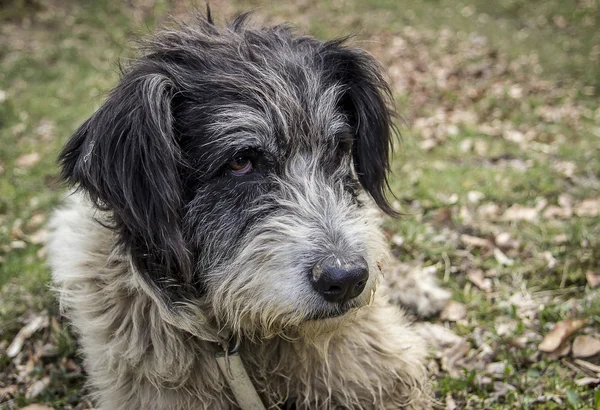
48,13,436,409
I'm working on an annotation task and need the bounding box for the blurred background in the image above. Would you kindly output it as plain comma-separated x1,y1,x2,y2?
0,1,599,409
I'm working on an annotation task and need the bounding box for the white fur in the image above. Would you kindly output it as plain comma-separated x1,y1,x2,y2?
48,193,432,409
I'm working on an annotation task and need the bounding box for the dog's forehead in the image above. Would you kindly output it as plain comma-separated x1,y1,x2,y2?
194,32,351,151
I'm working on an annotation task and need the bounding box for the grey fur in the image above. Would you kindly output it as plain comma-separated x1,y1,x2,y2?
49,14,434,409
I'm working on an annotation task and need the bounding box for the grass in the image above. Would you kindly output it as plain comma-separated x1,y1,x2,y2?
1,0,599,408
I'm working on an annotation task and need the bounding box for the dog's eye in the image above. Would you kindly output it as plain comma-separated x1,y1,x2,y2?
228,156,253,175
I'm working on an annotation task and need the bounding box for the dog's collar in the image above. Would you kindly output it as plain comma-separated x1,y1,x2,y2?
215,341,266,410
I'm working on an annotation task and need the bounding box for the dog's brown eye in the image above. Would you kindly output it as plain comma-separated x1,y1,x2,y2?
228,157,253,175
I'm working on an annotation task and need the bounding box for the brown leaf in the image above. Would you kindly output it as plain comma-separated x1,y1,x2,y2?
477,202,500,218
28,228,49,245
445,393,457,410
467,191,485,204
440,301,467,322
434,208,453,226
574,359,600,374
16,152,41,168
572,335,600,358
6,315,49,358
460,234,493,249
546,341,571,360
554,234,568,244
494,232,519,250
493,248,514,266
575,377,600,387
539,319,587,353
502,204,538,221
553,161,576,178
575,197,600,217
543,205,572,219
10,240,27,249
25,377,50,399
390,235,405,247
26,213,46,230
486,362,507,375
586,271,600,288
441,338,471,377
491,382,517,399
413,323,463,349
467,269,492,292
0,385,17,400
21,405,54,410
542,251,558,269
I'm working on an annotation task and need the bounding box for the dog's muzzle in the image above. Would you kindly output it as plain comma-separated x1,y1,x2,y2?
310,255,369,304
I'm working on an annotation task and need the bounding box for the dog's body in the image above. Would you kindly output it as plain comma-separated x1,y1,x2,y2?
49,15,434,409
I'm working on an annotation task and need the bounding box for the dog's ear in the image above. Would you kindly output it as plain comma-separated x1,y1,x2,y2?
59,68,191,282
324,42,399,217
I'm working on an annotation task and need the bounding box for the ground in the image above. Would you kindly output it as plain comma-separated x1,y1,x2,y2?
0,0,599,409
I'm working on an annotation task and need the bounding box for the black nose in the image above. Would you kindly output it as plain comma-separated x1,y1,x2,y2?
311,256,369,304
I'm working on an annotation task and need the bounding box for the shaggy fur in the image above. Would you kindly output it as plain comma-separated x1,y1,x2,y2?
49,14,434,409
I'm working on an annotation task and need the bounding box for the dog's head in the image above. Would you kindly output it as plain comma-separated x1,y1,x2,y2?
60,14,397,338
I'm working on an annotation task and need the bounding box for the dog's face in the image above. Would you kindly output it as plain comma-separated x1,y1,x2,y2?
59,15,397,337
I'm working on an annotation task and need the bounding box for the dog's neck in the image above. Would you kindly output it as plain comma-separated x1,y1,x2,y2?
215,340,266,410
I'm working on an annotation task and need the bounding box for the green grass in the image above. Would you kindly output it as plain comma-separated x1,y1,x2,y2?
1,0,599,408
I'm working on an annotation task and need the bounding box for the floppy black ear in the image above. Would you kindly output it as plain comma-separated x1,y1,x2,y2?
324,41,399,216
59,68,192,282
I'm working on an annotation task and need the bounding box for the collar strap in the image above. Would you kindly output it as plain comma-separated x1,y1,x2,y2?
215,342,266,410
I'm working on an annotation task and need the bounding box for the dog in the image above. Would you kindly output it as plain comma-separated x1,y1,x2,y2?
48,13,436,409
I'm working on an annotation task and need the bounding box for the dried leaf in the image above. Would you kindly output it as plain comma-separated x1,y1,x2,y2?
16,152,41,168
554,234,568,244
572,335,600,358
434,208,453,225
440,301,467,322
460,234,493,249
420,138,438,150
575,197,600,217
6,315,49,358
0,385,17,400
467,191,485,204
491,381,517,400
21,405,54,410
28,228,49,245
445,393,457,410
467,269,492,292
542,251,558,269
391,235,404,247
546,341,571,360
486,362,507,375
26,213,46,229
553,161,576,178
575,377,600,387
494,232,519,250
539,319,587,353
586,271,600,288
494,248,514,266
477,202,501,218
543,205,572,219
25,377,50,399
502,204,538,221
11,240,27,249
574,359,600,374
413,323,463,349
441,338,471,377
